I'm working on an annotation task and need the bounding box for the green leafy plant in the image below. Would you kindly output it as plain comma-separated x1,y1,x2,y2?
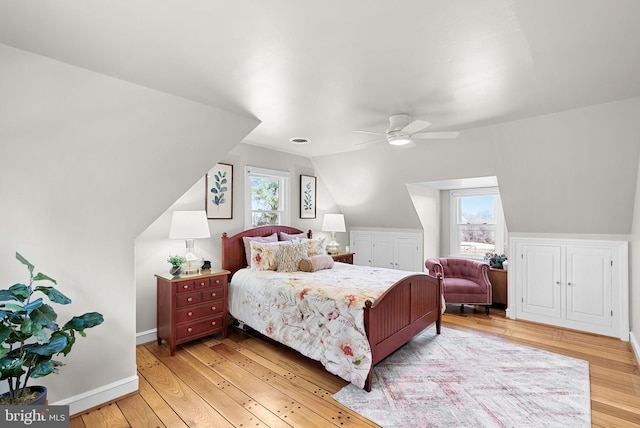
166,255,185,267
0,252,104,404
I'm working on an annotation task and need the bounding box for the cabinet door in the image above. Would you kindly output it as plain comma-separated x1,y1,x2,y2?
520,244,562,318
566,246,612,327
394,237,420,271
351,233,373,266
373,235,394,268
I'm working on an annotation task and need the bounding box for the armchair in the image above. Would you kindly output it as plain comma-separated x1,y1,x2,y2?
425,257,492,315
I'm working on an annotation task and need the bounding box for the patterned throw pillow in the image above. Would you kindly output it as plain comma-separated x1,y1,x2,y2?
242,233,278,265
276,242,308,272
250,241,281,271
300,238,326,256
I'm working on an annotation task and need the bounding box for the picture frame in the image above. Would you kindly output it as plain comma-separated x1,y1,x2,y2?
206,163,233,219
300,174,317,219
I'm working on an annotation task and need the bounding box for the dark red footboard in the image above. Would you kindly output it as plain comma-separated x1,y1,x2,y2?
363,273,442,391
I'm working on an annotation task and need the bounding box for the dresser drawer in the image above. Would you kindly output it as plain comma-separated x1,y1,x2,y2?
202,285,225,301
176,300,225,323
175,280,195,293
176,314,225,340
176,290,203,307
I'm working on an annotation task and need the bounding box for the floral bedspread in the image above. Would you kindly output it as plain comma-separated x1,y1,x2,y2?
229,262,430,388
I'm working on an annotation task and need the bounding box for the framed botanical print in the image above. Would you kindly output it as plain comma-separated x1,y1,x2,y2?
300,174,316,219
206,163,233,219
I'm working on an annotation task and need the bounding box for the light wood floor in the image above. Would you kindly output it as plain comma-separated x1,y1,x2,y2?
70,307,640,427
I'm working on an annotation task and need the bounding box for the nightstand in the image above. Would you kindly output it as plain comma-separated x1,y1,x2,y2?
331,252,354,264
156,269,230,355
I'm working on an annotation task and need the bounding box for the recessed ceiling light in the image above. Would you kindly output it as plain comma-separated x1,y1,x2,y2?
289,137,310,145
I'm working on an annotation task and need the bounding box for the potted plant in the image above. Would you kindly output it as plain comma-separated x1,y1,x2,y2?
167,255,185,276
0,252,104,405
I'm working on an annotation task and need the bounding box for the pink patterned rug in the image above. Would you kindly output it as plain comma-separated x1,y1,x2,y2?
332,327,591,427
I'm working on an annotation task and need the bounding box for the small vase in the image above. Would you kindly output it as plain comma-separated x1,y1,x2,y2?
169,265,182,276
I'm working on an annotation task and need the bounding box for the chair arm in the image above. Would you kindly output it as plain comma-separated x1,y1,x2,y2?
425,258,444,276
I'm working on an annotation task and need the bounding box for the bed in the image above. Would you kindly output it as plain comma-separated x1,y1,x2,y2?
221,225,442,391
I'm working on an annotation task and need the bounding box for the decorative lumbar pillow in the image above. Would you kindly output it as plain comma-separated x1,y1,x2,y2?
279,231,307,241
243,233,278,265
299,255,334,272
250,241,281,271
299,238,326,256
276,242,308,272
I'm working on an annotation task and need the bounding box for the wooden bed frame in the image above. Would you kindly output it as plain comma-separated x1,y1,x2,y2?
221,225,442,391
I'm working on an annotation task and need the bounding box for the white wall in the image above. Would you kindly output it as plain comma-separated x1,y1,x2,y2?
0,44,259,412
135,143,341,338
630,151,640,352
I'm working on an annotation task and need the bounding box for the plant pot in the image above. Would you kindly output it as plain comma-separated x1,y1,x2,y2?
169,265,182,276
0,385,47,405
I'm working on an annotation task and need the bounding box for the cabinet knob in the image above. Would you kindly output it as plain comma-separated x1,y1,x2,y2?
215,279,220,284
211,292,216,297
211,306,216,311
183,285,189,289
211,321,216,326
187,327,193,332
187,312,193,317
200,282,205,286
556,281,561,285
187,297,193,302
568,282,573,286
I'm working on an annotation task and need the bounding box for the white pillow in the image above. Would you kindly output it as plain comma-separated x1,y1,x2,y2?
242,233,278,266
249,241,282,271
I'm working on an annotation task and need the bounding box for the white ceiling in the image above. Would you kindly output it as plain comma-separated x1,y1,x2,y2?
1,0,639,157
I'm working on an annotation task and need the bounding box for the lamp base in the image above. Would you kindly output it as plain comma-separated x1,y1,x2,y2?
182,240,203,276
326,240,340,255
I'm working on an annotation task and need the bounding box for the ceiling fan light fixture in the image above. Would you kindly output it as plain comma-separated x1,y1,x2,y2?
388,135,412,146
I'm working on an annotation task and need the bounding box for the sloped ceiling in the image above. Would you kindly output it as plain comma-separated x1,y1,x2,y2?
0,1,639,157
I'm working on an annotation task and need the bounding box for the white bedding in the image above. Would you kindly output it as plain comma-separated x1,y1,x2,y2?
229,262,430,388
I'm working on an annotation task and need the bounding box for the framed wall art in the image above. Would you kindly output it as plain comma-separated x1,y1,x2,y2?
206,163,233,219
300,174,316,219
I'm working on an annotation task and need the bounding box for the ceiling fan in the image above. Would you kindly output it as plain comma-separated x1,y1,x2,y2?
355,113,459,147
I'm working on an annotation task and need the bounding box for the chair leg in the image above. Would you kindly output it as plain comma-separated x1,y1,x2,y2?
485,306,490,316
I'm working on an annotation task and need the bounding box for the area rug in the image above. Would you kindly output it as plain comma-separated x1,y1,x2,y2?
332,327,590,427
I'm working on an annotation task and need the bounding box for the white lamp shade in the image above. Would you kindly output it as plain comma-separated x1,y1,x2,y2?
321,213,346,233
169,211,211,239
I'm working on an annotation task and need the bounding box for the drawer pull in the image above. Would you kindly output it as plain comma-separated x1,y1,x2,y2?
211,321,216,326
187,297,193,302
200,282,205,286
211,306,216,311
211,292,216,297
187,312,193,317
215,279,220,284
187,327,193,332
183,285,189,289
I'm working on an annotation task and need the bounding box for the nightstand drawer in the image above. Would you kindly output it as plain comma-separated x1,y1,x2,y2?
202,285,225,301
332,253,354,264
176,290,203,307
175,280,195,293
176,314,225,340
176,300,225,323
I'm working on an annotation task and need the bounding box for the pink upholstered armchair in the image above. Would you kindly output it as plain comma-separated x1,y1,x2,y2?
425,257,492,315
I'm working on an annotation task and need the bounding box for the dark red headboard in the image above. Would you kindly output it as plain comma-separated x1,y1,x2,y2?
221,226,312,277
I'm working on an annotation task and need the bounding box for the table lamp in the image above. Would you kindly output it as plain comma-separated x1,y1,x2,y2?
169,210,211,275
322,213,345,255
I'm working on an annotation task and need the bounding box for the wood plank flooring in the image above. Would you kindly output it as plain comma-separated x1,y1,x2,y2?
71,307,640,427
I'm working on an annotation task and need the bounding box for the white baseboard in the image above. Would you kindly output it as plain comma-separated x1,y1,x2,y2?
629,330,640,365
53,375,139,415
136,328,157,345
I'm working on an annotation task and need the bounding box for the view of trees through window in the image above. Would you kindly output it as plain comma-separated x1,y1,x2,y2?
250,176,281,226
458,195,496,256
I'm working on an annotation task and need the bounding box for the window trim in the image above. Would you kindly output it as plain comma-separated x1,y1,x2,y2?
245,166,290,229
449,187,505,259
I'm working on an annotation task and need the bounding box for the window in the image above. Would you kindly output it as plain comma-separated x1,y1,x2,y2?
450,187,505,258
245,166,290,228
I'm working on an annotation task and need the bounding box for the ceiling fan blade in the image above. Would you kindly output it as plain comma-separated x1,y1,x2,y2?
354,130,386,136
401,119,432,135
412,131,460,139
356,138,387,147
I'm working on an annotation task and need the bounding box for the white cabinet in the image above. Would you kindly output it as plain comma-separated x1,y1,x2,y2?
351,229,423,272
510,238,628,340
